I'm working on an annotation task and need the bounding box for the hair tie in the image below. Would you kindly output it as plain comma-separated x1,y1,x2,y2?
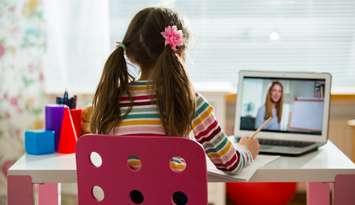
160,25,184,51
116,42,126,50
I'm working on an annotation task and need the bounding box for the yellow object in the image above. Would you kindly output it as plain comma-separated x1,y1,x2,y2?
81,105,93,134
348,120,355,162
32,118,44,129
127,158,142,171
22,0,38,16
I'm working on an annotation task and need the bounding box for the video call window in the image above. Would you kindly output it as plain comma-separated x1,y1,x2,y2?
240,77,325,135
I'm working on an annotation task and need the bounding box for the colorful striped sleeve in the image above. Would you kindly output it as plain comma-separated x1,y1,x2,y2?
192,93,253,174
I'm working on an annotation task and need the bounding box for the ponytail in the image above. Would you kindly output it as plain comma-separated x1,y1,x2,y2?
152,47,195,136
90,46,133,134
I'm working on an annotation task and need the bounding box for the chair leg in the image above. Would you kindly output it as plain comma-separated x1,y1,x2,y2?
38,183,61,205
334,174,355,205
307,182,331,205
7,175,34,205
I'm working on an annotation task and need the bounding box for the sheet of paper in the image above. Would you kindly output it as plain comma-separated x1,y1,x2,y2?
207,154,280,181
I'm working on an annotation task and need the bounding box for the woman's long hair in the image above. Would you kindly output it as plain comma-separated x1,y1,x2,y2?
90,7,195,136
264,81,283,123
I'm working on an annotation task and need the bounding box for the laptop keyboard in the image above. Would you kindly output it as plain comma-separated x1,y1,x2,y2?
234,137,315,148
258,139,315,148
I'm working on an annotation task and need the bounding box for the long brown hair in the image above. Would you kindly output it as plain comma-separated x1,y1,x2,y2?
90,7,195,136
264,81,283,123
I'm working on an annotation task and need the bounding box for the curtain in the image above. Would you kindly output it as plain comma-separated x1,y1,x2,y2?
43,0,110,93
0,0,45,203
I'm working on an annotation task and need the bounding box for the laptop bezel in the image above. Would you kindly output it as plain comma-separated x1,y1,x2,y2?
234,70,332,143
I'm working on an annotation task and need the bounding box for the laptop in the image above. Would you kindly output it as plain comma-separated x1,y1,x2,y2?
234,70,332,155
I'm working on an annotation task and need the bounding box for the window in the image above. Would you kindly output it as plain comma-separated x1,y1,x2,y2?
45,0,355,93
43,0,110,93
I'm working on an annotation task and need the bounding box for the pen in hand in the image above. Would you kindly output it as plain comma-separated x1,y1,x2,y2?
234,117,272,159
250,117,272,138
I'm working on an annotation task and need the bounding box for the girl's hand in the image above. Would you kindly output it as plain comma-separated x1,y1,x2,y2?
238,136,260,160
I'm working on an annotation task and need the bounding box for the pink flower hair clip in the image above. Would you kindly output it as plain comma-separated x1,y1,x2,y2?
160,25,184,51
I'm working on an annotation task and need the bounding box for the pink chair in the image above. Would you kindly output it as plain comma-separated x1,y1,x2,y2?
76,134,208,205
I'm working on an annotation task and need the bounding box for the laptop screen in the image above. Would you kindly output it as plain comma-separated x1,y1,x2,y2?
239,76,326,135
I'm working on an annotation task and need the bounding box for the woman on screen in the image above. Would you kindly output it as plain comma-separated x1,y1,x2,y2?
255,81,284,130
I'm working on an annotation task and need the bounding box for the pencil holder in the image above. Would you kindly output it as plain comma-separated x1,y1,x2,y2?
45,104,66,150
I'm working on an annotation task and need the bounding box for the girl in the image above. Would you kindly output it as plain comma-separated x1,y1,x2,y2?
255,81,284,130
90,7,259,174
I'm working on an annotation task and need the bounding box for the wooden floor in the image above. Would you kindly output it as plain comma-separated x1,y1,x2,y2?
289,193,307,205
0,195,6,205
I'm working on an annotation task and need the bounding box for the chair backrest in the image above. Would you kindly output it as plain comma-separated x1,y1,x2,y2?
76,134,208,205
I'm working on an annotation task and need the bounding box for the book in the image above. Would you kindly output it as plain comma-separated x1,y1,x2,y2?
207,154,280,181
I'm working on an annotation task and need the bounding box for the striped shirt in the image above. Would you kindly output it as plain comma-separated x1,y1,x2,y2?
111,80,253,174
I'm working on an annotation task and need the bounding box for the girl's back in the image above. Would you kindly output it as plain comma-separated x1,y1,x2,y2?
112,80,164,135
90,7,259,174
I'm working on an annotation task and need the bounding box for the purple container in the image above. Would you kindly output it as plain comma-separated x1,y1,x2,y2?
45,104,66,150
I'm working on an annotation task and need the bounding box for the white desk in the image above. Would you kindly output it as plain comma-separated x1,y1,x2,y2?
8,141,355,205
211,142,355,182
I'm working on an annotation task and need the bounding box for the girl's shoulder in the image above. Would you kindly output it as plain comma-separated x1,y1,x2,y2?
195,92,210,107
194,92,214,116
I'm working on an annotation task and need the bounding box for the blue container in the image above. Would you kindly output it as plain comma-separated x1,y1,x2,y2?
24,130,55,155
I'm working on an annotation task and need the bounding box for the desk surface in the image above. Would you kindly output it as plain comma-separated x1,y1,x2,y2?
9,141,355,183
